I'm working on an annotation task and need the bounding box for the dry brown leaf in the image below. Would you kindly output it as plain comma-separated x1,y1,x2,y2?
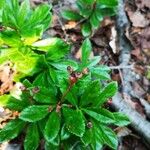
129,11,149,27
65,21,77,29
0,62,15,95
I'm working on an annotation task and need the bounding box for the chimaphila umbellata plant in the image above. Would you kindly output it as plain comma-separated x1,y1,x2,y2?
0,0,130,150
61,0,118,37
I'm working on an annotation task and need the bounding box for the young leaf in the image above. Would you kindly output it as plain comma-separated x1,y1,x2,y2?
19,105,49,122
61,10,82,21
32,38,69,60
96,81,118,106
0,119,25,142
63,107,85,137
113,112,130,126
81,22,92,37
81,38,92,67
44,111,60,142
24,123,40,150
99,125,118,149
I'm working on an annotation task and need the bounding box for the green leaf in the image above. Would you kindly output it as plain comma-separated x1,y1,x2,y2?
0,95,10,107
50,59,78,71
63,107,85,137
45,142,59,150
87,56,101,68
61,10,82,21
0,119,25,142
113,112,130,126
6,96,30,111
97,81,118,106
19,105,49,122
60,124,70,140
44,111,61,142
97,0,118,7
81,38,92,67
0,30,22,47
32,38,70,60
17,0,30,27
99,125,118,149
79,0,95,4
76,1,92,18
23,4,52,31
80,80,101,107
82,108,115,124
32,86,56,104
81,22,92,37
91,66,110,80
90,11,100,29
81,121,104,150
24,123,40,150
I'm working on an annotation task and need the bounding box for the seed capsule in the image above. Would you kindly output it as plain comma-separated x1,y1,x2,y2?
75,72,83,79
19,85,26,91
87,122,93,128
32,87,40,93
67,66,73,73
69,76,77,84
82,68,89,75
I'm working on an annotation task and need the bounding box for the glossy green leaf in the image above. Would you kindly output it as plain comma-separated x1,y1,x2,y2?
90,11,100,29
32,86,56,104
6,96,30,111
19,105,49,122
83,108,116,124
45,142,59,150
32,38,69,60
97,0,118,7
82,121,104,149
76,1,92,18
81,22,92,37
50,59,78,71
91,66,110,80
24,123,40,150
97,81,118,106
60,125,70,140
0,119,25,142
44,111,60,142
87,56,101,68
80,80,100,107
81,38,92,67
63,107,85,137
0,30,22,47
61,10,82,21
113,112,130,126
17,0,30,27
99,125,118,149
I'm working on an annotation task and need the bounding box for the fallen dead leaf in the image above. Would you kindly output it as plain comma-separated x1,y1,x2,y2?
0,62,15,95
128,11,149,27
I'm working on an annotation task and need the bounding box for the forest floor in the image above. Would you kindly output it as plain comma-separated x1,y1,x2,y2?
0,0,150,149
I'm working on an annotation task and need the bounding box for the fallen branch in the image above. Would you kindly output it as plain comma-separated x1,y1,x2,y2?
112,93,150,145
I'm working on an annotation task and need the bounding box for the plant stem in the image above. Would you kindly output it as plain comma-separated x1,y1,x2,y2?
60,84,73,103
